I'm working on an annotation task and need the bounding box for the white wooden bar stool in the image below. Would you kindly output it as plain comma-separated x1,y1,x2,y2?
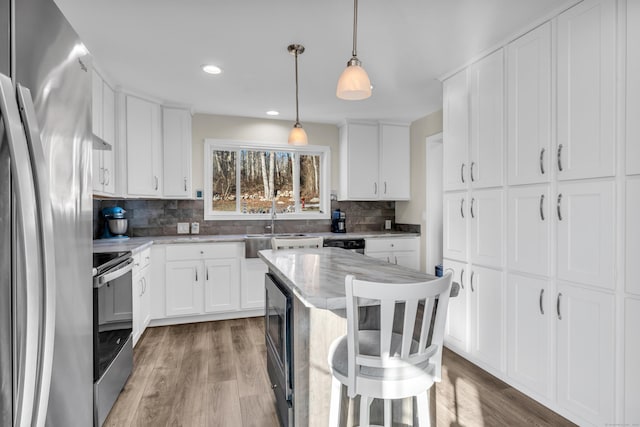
271,236,323,250
327,272,453,426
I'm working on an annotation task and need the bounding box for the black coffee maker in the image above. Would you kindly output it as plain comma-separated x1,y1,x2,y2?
331,209,346,233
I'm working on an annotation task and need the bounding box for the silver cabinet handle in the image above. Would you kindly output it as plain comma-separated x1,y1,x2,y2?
206,268,209,281
154,176,159,190
104,168,110,186
195,268,198,282
557,144,563,172
470,271,475,292
143,277,147,294
99,167,105,184
394,256,398,265
470,197,475,219
470,161,476,182
539,289,545,315
460,269,465,289
374,182,378,195
460,198,465,218
139,278,144,297
184,177,187,192
540,194,545,221
556,293,562,320
540,148,546,175
557,194,563,221
384,181,387,194
461,163,465,184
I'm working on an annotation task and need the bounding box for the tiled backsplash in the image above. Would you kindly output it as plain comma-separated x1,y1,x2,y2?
93,199,417,239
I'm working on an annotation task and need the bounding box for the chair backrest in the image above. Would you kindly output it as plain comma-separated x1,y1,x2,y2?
344,272,453,392
271,236,324,250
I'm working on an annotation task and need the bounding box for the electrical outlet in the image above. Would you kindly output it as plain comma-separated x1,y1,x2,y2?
177,222,189,234
191,222,200,234
385,219,392,230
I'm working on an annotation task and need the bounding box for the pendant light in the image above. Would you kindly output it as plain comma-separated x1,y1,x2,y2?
336,0,371,100
288,44,308,146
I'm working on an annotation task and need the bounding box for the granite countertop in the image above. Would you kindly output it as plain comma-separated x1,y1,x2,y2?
258,247,457,310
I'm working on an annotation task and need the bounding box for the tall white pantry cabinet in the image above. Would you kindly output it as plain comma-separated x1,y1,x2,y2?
442,0,637,425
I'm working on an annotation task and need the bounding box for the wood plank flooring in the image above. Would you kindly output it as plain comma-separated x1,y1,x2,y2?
105,318,575,427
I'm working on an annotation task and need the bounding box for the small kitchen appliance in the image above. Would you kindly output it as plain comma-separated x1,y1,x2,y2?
331,209,346,233
101,207,129,239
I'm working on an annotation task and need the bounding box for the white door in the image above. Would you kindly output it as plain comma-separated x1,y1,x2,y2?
507,185,551,276
443,259,469,353
379,124,410,200
470,188,503,268
165,260,203,316
556,0,616,180
443,192,467,262
507,274,553,399
443,70,469,191
625,297,640,424
126,95,162,197
343,123,379,199
556,282,614,425
557,180,614,290
241,258,268,310
627,0,640,176
204,258,240,313
507,23,552,185
163,107,192,198
469,265,504,372
627,177,640,295
469,49,504,189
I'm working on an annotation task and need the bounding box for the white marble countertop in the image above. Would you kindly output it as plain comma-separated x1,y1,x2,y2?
258,247,455,310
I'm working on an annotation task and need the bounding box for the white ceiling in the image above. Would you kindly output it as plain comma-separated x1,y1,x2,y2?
53,0,578,125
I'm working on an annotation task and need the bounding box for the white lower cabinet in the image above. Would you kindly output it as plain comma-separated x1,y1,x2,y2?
507,273,553,399
165,260,203,317
556,282,614,425
204,258,239,313
241,258,268,310
625,298,640,424
364,237,419,270
469,265,504,372
443,259,469,353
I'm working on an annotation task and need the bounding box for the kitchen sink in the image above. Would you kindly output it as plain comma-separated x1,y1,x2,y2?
244,233,308,258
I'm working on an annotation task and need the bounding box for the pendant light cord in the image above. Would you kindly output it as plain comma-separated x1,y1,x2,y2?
294,50,300,125
352,0,358,58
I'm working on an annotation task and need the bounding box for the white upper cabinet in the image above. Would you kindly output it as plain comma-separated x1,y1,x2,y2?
162,107,192,198
627,177,640,295
628,0,640,176
469,49,504,189
379,123,410,200
556,180,615,290
507,185,551,276
443,70,469,191
443,191,467,262
556,0,616,180
91,69,103,138
470,188,503,268
339,121,410,200
125,95,162,197
91,69,116,195
507,23,552,185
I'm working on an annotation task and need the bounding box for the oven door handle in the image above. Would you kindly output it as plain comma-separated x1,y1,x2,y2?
94,258,134,288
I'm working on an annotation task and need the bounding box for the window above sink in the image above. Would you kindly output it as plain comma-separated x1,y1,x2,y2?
204,139,330,221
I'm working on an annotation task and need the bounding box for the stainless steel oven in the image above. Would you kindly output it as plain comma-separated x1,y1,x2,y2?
265,273,293,427
92,252,134,426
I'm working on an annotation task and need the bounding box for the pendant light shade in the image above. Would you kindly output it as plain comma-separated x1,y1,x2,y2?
337,0,371,100
288,44,308,145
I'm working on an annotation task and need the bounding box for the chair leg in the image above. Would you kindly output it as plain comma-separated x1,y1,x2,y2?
416,389,431,427
329,377,342,427
383,399,392,427
359,395,372,427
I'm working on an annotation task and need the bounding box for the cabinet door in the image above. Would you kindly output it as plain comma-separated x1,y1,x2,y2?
204,258,239,313
507,274,553,399
557,0,616,180
470,188,503,268
627,177,640,295
132,273,142,345
91,69,103,138
557,180,614,289
140,265,151,329
443,192,467,261
126,95,162,197
625,298,640,424
443,259,469,353
556,282,614,425
165,260,202,316
341,123,379,199
163,107,192,198
507,23,552,185
443,70,469,191
469,266,504,371
365,251,392,264
241,258,268,310
101,82,115,195
628,0,640,176
379,124,410,200
469,49,504,189
507,185,550,276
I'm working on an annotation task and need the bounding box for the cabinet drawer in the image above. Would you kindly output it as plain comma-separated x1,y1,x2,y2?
165,243,241,261
365,237,418,252
139,247,151,269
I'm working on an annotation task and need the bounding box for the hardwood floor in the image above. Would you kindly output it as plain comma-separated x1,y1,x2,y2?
105,318,575,427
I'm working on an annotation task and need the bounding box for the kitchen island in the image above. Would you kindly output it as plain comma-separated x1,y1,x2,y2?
258,247,457,426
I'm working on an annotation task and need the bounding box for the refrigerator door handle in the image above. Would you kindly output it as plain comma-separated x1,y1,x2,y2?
17,84,58,427
0,73,42,427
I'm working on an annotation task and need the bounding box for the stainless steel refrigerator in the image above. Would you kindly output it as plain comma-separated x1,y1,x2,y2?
0,0,93,425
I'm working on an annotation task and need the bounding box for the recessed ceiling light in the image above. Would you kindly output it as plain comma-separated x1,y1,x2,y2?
202,64,222,75
266,110,280,116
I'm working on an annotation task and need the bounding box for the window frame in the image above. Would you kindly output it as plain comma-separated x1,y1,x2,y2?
204,139,331,221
